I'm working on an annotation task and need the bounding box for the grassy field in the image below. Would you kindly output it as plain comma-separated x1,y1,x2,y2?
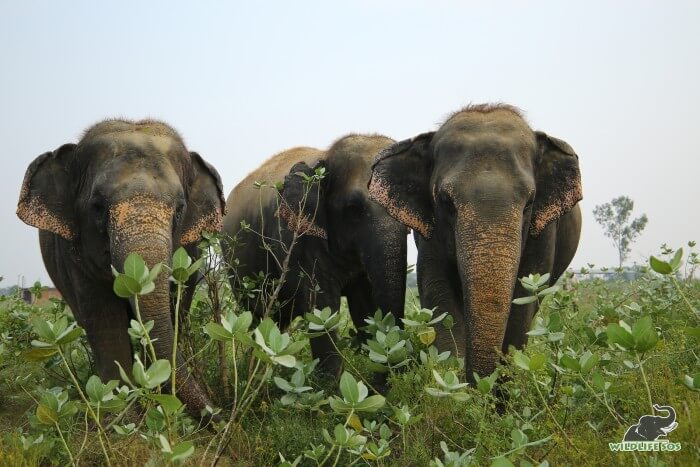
0,246,698,466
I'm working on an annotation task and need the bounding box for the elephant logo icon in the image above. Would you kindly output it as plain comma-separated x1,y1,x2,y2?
623,404,678,442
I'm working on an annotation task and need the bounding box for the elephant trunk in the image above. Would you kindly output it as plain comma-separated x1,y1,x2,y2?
361,214,407,321
653,404,676,425
109,196,211,414
455,204,522,381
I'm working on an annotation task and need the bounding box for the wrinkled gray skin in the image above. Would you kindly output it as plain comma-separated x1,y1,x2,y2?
223,135,407,375
369,104,582,382
16,119,225,416
623,405,677,441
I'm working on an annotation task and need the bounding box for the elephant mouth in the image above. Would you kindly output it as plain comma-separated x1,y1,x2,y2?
661,422,678,434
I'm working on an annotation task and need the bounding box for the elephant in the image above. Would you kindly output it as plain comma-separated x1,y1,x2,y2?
623,405,677,441
368,104,582,381
16,119,225,416
223,134,408,375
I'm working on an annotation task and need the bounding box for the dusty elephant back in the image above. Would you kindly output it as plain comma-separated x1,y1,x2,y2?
223,146,325,235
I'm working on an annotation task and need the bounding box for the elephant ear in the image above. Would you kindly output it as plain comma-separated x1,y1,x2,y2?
17,144,78,240
279,160,328,239
180,152,226,245
530,132,583,236
368,132,435,238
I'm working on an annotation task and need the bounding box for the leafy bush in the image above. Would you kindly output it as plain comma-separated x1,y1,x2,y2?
1,190,698,467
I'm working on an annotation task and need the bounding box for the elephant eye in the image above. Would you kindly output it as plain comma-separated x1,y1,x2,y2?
437,190,456,215
91,200,104,215
89,197,107,232
344,193,366,216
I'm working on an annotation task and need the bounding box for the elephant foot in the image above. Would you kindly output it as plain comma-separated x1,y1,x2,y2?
316,352,344,379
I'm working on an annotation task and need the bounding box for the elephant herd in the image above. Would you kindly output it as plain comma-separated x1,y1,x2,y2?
16,103,582,417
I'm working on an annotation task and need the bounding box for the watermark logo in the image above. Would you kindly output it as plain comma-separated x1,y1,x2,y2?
609,404,682,452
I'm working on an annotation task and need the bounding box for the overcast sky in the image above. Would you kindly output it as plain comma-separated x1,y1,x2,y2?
2,1,699,287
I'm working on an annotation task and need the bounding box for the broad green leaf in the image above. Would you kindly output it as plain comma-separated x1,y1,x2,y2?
669,248,683,270
159,434,172,453
513,296,538,305
537,285,560,297
528,353,546,371
340,372,360,404
172,247,192,270
513,351,531,371
36,404,58,425
85,375,103,403
329,397,352,414
348,414,363,432
56,327,83,345
188,257,204,276
115,361,134,387
683,373,699,391
32,319,55,342
140,281,155,295
649,256,672,275
132,358,148,387
632,316,658,352
559,354,581,372
169,441,195,463
281,340,306,356
146,359,172,387
204,322,233,341
113,275,141,298
355,395,386,413
418,327,436,345
334,424,349,444
124,253,147,282
148,394,183,415
24,347,58,361
171,268,190,283
273,376,294,392
477,377,492,394
271,354,296,367
491,456,515,467
579,351,600,374
147,262,163,283
606,323,634,350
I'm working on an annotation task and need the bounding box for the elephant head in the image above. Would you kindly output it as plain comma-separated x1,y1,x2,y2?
623,405,678,441
17,119,225,412
368,104,582,379
279,135,408,318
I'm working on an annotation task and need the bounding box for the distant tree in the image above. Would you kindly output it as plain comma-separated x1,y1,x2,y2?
593,196,648,268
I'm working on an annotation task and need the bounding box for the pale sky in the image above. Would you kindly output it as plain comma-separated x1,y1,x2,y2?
2,1,699,286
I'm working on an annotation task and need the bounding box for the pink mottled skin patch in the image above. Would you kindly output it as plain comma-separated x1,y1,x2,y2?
530,182,582,236
368,176,433,238
180,210,223,245
109,196,174,256
278,202,327,240
17,196,75,240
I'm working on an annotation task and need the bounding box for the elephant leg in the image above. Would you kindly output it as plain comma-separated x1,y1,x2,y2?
501,285,537,352
304,289,343,377
502,225,556,354
39,234,133,381
416,236,466,358
76,293,133,381
344,274,376,340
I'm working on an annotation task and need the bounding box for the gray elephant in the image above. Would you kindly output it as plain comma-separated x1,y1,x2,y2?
223,134,407,375
16,119,225,415
623,405,678,441
369,104,582,381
